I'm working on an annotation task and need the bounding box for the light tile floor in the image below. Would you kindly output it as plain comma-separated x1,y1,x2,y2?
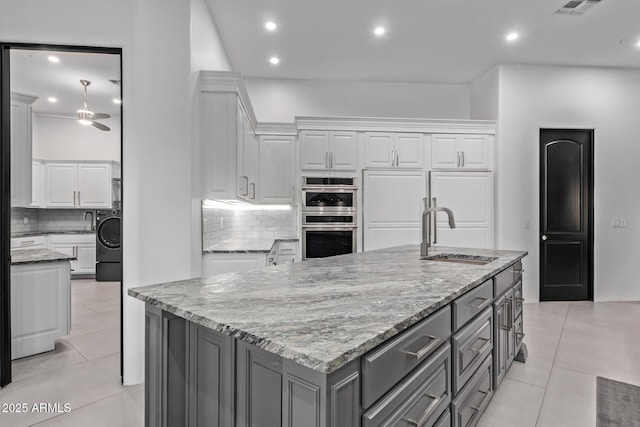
0,279,143,427
2,293,639,426
479,301,640,427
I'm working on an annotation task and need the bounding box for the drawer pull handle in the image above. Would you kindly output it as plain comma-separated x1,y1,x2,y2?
468,297,491,310
401,393,441,427
469,337,491,355
400,335,442,360
470,390,490,412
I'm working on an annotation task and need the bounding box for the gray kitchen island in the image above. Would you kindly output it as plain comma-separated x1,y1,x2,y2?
129,245,527,427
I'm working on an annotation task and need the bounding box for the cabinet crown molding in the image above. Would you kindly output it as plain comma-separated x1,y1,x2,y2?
198,70,258,130
11,92,38,104
296,116,496,134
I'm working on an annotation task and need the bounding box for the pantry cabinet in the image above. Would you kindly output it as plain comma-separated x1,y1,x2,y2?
45,161,116,208
299,130,357,171
364,132,424,169
431,134,492,170
10,93,36,208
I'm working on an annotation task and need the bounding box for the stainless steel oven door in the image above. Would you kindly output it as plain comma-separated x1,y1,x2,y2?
302,226,357,260
301,188,357,212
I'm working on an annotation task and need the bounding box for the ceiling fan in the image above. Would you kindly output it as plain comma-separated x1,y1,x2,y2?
75,79,111,131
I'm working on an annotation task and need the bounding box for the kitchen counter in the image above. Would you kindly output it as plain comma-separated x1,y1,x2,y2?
130,245,526,373
202,237,298,253
10,248,76,265
12,230,95,237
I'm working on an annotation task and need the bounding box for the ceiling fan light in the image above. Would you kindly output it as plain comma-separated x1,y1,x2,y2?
77,109,94,125
78,119,93,126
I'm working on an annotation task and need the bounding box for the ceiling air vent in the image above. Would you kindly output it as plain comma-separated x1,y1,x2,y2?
556,0,602,15
109,79,121,85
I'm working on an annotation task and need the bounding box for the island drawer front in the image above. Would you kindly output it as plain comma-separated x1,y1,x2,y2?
452,279,493,331
452,307,492,396
434,408,451,427
362,343,451,427
362,305,452,408
452,354,493,427
494,261,521,297
513,280,523,318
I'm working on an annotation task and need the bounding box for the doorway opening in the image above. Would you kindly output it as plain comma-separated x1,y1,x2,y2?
539,128,594,301
1,43,123,387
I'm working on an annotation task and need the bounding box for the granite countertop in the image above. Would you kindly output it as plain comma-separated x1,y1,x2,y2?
129,245,527,374
12,230,95,237
11,248,77,265
202,237,298,254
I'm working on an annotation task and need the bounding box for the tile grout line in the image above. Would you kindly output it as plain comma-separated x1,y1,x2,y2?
534,302,571,427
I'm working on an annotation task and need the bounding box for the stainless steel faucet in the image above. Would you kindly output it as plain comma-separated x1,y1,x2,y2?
83,211,95,231
420,197,456,258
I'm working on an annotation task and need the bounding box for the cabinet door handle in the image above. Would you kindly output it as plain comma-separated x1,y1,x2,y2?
73,191,77,205
400,335,442,359
250,183,256,199
456,152,460,167
325,152,329,168
330,152,334,169
242,176,249,196
469,337,491,354
78,191,81,205
401,393,441,427
468,297,491,310
395,149,399,166
461,151,465,167
391,149,396,167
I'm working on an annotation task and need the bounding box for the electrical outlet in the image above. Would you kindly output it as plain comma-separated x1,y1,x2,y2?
524,218,531,228
23,217,28,224
612,218,627,228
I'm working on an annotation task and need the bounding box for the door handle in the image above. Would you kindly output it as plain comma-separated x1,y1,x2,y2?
392,149,396,167
541,235,547,241
432,197,437,244
325,152,329,169
461,151,465,167
73,191,77,205
78,191,81,205
457,152,460,167
395,149,399,166
330,152,334,169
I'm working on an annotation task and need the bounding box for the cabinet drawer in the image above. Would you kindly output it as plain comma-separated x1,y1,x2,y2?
434,408,451,427
513,280,523,318
362,305,451,408
277,255,295,264
452,354,493,427
362,343,451,427
452,307,492,396
277,241,297,255
452,279,493,330
494,261,521,297
11,235,47,249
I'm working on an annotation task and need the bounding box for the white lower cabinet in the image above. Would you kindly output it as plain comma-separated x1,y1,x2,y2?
363,170,427,251
202,253,267,276
50,234,96,276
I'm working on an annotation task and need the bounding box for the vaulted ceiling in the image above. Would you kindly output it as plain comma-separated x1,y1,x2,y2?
206,0,640,83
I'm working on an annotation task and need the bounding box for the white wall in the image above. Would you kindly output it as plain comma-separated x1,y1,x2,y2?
32,114,121,161
495,64,640,302
0,0,229,385
189,0,232,277
244,77,470,122
470,67,499,121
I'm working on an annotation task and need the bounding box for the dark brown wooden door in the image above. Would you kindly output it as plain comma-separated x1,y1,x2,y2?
540,129,593,301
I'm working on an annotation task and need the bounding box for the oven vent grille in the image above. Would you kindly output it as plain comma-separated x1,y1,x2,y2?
556,0,602,15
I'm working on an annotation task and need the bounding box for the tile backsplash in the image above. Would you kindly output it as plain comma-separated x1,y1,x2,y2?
11,208,96,235
202,205,298,247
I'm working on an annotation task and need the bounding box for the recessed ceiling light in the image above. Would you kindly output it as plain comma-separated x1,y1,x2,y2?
269,57,280,65
265,21,277,31
47,97,58,103
506,32,519,42
48,55,60,63
636,40,640,48
113,98,122,105
374,27,386,36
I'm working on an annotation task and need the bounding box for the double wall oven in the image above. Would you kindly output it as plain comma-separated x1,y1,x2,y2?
301,177,357,260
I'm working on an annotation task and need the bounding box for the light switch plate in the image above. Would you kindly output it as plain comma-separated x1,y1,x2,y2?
612,218,627,228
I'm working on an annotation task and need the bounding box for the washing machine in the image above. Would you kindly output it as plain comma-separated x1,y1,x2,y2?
96,209,122,281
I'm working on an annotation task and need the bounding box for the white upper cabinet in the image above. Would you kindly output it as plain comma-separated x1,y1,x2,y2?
45,162,116,208
259,135,296,204
431,134,492,170
365,132,424,169
236,103,259,201
299,131,357,171
31,160,43,207
10,93,36,208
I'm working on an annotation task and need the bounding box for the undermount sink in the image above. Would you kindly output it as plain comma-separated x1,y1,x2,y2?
423,253,498,265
